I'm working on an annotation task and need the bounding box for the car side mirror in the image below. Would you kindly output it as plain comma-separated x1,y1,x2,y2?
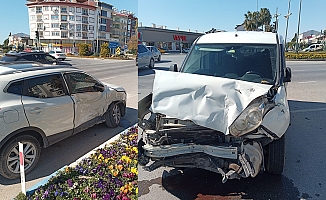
94,83,105,92
169,64,178,72
284,67,292,82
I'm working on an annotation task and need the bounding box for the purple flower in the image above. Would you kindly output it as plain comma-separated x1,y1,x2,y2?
43,190,49,198
54,191,59,196
103,194,111,200
67,179,73,187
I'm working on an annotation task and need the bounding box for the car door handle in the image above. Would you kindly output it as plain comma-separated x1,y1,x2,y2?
29,107,44,114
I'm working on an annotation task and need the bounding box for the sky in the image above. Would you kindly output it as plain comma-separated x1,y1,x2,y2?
138,0,326,43
0,0,138,44
1,0,325,44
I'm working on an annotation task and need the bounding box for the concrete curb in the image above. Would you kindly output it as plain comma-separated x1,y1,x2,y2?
25,125,136,196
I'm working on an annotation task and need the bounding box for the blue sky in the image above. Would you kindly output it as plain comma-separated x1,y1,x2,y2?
138,0,326,42
0,0,137,43
1,0,324,44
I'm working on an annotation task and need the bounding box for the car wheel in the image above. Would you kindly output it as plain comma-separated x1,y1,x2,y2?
157,55,161,62
0,135,41,179
264,135,285,174
105,103,121,128
62,58,65,61
148,58,155,69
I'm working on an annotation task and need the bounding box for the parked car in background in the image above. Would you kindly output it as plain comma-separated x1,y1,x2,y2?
0,51,67,65
137,44,155,69
49,50,66,60
0,62,127,179
158,48,167,53
182,48,190,53
301,44,323,52
139,31,292,183
146,46,162,62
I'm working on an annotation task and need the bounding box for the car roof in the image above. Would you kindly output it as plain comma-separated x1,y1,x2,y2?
197,31,282,45
5,51,48,56
0,62,78,76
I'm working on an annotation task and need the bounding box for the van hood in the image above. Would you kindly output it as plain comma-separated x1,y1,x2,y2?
150,70,273,134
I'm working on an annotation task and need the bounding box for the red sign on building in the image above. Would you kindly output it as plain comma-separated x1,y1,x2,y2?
173,35,187,41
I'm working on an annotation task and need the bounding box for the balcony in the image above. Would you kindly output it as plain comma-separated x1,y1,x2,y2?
82,21,88,24
61,10,68,13
82,12,88,16
36,19,43,22
36,11,42,14
82,36,88,39
82,29,88,32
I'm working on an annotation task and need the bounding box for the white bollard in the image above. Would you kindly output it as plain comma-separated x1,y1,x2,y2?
19,142,26,195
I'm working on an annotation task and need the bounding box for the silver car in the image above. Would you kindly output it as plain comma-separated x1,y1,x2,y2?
137,44,155,69
146,46,162,62
0,62,126,179
49,50,66,61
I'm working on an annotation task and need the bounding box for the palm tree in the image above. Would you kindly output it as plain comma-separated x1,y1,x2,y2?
259,8,272,31
244,11,257,31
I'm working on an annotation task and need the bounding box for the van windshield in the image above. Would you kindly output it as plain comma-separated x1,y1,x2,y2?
181,44,277,85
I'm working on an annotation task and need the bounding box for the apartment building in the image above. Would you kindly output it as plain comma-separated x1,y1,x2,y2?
26,0,97,52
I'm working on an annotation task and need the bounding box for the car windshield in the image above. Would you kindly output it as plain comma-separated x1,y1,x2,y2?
0,55,18,62
181,44,278,85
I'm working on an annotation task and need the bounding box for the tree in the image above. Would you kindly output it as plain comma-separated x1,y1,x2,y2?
100,42,110,57
259,8,272,31
243,8,273,32
3,38,9,46
127,35,138,54
78,43,89,56
244,11,257,31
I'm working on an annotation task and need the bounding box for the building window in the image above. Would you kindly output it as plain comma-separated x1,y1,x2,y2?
69,15,75,21
43,15,49,20
76,16,81,21
82,8,88,15
89,10,94,15
76,7,81,13
30,7,35,12
100,18,107,24
51,23,59,28
101,10,107,17
52,31,60,36
43,6,49,11
82,25,88,31
69,24,75,30
82,17,88,23
61,15,67,21
69,32,74,37
76,24,81,31
99,25,106,31
76,32,81,37
37,16,42,22
82,33,88,39
37,23,43,29
51,6,59,11
60,24,68,30
61,7,67,13
89,17,94,23
36,7,42,13
69,7,75,13
51,15,59,20
30,15,36,20
89,25,94,31
61,32,68,38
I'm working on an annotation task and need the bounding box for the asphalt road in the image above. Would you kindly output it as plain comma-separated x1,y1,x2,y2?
0,57,138,200
138,54,326,200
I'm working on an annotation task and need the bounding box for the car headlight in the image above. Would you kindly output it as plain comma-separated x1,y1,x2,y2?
229,99,265,137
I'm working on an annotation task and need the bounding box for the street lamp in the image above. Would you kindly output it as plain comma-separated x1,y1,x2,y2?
284,0,292,51
295,0,302,53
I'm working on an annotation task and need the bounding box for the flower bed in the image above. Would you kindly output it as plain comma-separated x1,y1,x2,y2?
16,126,138,200
285,52,326,60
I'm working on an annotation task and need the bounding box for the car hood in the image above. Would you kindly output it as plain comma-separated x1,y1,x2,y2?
150,70,273,134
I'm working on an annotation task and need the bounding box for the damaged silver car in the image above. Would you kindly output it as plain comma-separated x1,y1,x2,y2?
138,31,292,183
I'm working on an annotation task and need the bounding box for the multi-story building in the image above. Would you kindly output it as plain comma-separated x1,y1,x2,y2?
26,0,97,53
111,9,128,48
127,13,137,47
95,1,113,53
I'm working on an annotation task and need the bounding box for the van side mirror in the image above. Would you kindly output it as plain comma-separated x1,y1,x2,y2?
284,67,291,82
169,64,178,72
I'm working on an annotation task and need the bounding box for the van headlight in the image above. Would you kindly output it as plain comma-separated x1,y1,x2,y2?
229,101,265,137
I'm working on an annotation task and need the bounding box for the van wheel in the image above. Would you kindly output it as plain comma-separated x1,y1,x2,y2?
0,135,41,179
105,103,121,128
149,58,155,69
264,135,285,174
157,55,161,62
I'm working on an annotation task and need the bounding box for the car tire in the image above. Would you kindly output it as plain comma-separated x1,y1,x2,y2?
105,103,121,128
157,55,161,62
62,58,65,61
148,58,155,69
0,135,41,180
264,135,285,174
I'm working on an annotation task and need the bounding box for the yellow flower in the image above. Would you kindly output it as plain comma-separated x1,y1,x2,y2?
113,170,119,177
121,155,132,164
98,154,104,160
109,165,114,170
120,186,125,192
136,187,138,194
132,147,138,154
117,165,124,171
65,167,70,173
131,167,138,175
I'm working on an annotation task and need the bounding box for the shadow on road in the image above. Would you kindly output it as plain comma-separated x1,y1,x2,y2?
139,100,326,199
0,107,137,185
156,60,172,64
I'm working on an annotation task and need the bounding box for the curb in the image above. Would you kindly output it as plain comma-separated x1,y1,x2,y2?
286,59,326,61
25,125,136,196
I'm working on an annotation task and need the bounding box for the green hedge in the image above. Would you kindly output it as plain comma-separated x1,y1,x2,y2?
285,52,326,59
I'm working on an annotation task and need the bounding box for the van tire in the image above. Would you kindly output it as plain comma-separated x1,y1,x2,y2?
265,135,285,174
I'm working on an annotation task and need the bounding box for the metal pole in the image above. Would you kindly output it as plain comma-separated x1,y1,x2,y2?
295,0,302,53
256,0,258,31
284,0,291,51
96,11,99,54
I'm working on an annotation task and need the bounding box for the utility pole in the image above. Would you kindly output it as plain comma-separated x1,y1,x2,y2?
96,11,100,54
273,7,281,33
256,0,258,31
295,0,302,53
284,0,292,51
